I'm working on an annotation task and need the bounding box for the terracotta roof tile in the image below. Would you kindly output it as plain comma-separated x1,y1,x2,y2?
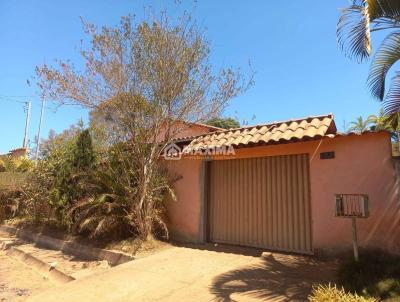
183,114,336,152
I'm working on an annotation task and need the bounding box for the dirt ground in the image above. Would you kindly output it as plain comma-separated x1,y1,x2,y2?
0,225,339,302
0,250,55,302
4,219,172,257
13,243,111,279
0,229,172,301
26,244,339,302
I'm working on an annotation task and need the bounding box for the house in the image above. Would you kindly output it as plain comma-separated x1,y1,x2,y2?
0,147,28,160
165,114,400,255
7,147,28,158
156,120,223,142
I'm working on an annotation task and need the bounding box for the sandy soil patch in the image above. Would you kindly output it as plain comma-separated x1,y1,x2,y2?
0,250,55,302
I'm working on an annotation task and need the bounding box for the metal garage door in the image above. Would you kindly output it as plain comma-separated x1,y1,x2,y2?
207,154,312,254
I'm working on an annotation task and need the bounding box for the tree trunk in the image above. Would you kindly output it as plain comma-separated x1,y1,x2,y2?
136,147,157,240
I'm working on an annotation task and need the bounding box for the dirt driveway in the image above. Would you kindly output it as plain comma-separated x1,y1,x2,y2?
26,244,338,302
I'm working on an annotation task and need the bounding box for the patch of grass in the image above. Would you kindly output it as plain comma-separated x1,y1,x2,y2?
338,249,400,301
309,284,378,302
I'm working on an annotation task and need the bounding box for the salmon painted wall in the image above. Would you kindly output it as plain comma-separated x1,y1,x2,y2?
165,159,203,242
166,132,400,253
309,133,399,253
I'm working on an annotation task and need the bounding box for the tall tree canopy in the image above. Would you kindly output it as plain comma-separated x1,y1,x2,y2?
206,117,240,129
35,12,252,239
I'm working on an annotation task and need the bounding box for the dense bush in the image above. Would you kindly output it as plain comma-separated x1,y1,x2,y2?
68,143,174,240
1,125,175,243
338,249,400,301
309,284,378,302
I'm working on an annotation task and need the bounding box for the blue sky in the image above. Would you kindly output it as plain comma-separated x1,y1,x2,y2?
0,0,383,154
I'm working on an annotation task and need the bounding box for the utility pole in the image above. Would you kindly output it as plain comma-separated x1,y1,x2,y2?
35,96,45,161
23,101,31,148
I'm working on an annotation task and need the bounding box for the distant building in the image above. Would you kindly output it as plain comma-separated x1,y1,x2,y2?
6,147,28,158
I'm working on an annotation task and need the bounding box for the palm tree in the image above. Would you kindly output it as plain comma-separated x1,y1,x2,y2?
337,0,400,115
367,108,391,131
347,116,372,133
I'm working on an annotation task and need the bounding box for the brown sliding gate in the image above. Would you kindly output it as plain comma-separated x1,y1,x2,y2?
207,154,312,254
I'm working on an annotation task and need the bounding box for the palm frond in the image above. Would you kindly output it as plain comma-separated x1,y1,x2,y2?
91,216,124,238
92,217,107,238
383,71,400,115
67,197,95,215
78,216,101,233
337,1,372,62
367,0,400,22
385,111,400,130
367,31,400,100
337,0,400,62
152,210,169,239
95,193,118,204
367,109,392,131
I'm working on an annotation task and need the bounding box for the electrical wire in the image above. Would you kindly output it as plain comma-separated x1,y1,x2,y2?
0,96,28,104
0,94,35,98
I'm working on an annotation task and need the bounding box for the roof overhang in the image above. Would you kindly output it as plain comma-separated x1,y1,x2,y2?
182,114,336,154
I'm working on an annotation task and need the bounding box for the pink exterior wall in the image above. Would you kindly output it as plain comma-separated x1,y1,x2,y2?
165,159,203,242
166,132,400,253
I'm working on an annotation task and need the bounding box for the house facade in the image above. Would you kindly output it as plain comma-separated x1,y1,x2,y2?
165,114,400,255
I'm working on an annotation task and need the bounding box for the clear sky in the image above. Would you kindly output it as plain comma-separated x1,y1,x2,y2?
0,0,382,154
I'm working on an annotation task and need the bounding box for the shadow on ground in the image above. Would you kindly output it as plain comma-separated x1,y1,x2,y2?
209,252,338,302
174,242,267,257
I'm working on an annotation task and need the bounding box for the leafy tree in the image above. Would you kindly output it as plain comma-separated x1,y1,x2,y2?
337,0,400,115
35,12,252,240
348,116,372,133
206,117,240,129
29,127,97,224
73,129,96,170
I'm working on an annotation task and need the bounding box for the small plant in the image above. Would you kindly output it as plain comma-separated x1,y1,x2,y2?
309,284,378,302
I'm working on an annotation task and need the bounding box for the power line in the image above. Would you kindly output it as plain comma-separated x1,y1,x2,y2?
0,94,36,98
0,96,28,104
0,96,54,110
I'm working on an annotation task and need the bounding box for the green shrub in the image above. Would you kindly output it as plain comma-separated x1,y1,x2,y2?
67,143,174,240
4,124,175,243
338,249,400,300
309,284,378,302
